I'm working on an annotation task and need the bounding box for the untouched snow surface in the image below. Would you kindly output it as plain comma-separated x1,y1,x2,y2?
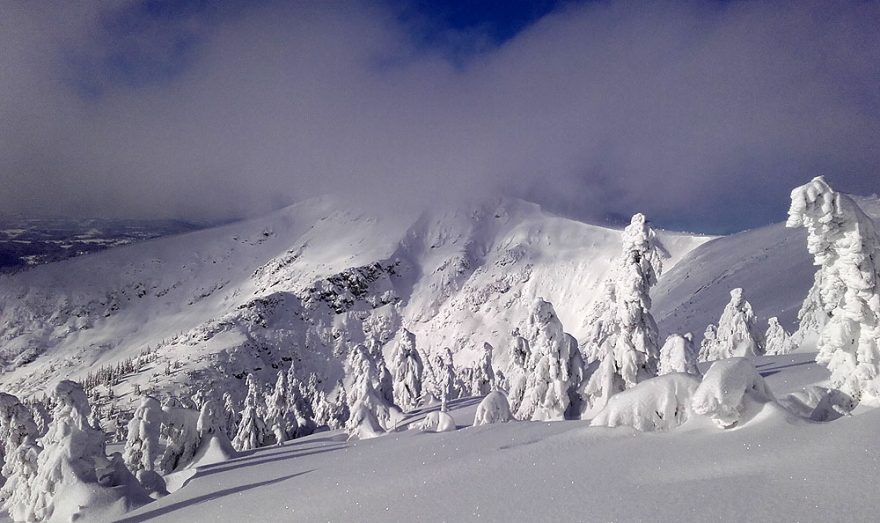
118,352,880,522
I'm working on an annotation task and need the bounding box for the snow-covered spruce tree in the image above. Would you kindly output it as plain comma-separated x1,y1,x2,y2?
506,331,531,414
0,394,41,522
367,338,395,405
764,317,796,356
787,176,880,406
346,345,399,438
327,380,350,430
698,324,718,362
436,348,458,404
26,380,149,521
470,342,496,396
222,392,239,440
581,280,617,364
233,374,268,451
515,298,576,421
390,328,424,410
658,333,700,376
703,288,764,360
123,396,162,474
159,397,200,473
582,213,663,413
285,365,315,438
266,370,293,445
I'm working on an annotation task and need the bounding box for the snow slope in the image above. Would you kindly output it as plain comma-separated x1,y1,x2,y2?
0,196,707,411
119,352,880,523
653,196,880,340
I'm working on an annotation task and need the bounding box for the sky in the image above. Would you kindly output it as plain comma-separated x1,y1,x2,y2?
1,0,879,233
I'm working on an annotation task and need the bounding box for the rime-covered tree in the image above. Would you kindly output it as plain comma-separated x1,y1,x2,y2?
0,394,41,522
367,338,395,405
703,288,763,360
470,342,496,396
266,370,293,444
285,365,315,438
222,392,239,440
390,329,424,410
658,333,700,376
787,176,880,406
123,396,162,474
233,374,268,451
346,345,399,437
159,397,200,473
506,331,531,414
699,324,718,362
764,317,796,356
515,298,576,421
328,380,350,430
582,213,663,413
25,381,148,521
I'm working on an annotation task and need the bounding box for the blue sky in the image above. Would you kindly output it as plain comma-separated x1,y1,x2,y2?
1,0,878,233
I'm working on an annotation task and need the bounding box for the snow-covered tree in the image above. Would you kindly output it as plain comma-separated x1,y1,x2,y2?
701,288,763,360
233,374,268,451
25,381,149,521
159,397,200,473
787,176,880,406
346,345,400,437
390,329,424,410
0,394,41,522
764,317,796,356
266,370,293,445
506,332,531,414
582,213,664,413
123,396,162,474
658,333,700,376
791,271,832,348
698,324,718,362
285,365,315,438
328,381,350,430
367,338,395,405
515,298,577,421
435,348,458,404
222,392,239,440
470,342,496,396
473,391,512,425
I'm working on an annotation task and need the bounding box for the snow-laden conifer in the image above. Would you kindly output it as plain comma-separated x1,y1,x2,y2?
582,213,663,413
515,298,575,421
702,288,763,360
232,374,268,451
123,396,162,474
658,333,700,376
787,176,880,406
764,317,796,356
390,329,424,410
471,342,496,396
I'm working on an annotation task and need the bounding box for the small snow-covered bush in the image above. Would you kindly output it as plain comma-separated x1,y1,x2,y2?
691,358,775,428
347,405,384,440
473,391,512,426
416,411,456,433
590,373,701,432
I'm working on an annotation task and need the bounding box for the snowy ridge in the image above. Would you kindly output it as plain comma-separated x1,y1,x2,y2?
0,196,707,409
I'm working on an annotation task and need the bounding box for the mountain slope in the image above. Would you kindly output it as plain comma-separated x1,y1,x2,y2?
0,196,707,409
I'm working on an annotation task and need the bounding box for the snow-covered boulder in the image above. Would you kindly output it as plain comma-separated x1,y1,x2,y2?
590,373,701,432
691,358,775,428
473,391,512,426
416,411,456,433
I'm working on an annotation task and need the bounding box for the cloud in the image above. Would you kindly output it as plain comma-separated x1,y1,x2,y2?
1,0,878,232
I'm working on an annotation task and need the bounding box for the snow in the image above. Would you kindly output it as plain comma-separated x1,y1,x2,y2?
691,358,776,429
591,373,701,431
116,352,880,522
473,391,512,426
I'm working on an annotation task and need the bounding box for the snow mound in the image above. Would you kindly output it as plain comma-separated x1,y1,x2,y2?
347,405,385,440
691,358,775,428
473,391,512,426
190,434,238,468
590,373,701,432
417,411,456,433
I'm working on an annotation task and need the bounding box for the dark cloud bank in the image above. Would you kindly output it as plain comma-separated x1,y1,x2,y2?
1,1,879,233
